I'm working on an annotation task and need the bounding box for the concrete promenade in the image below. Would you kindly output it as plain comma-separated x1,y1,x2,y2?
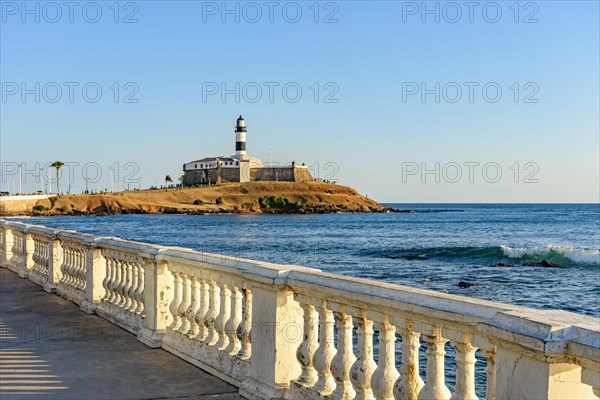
0,268,242,400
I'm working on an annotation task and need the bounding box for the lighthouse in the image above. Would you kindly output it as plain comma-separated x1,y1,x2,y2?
235,115,247,160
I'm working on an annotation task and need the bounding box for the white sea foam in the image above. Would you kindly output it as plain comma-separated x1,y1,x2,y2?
500,245,600,265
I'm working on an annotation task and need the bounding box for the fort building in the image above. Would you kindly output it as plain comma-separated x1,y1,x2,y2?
183,116,313,185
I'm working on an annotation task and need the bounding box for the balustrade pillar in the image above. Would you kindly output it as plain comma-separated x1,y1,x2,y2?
169,271,182,331
237,286,252,360
81,244,105,314
138,254,169,348
239,283,303,400
418,326,451,400
450,335,478,400
312,299,336,396
224,284,242,355
1,226,14,267
215,280,231,350
195,275,210,342
371,316,399,400
178,273,192,334
481,348,496,400
330,307,356,399
295,298,319,387
395,322,425,400
495,347,597,400
186,276,201,338
205,276,220,346
351,312,377,400
45,237,63,293
22,231,34,278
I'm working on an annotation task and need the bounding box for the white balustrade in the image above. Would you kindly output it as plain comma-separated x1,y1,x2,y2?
0,219,598,400
98,245,147,333
58,237,88,304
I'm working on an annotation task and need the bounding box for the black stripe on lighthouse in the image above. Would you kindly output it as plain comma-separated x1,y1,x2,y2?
236,142,246,151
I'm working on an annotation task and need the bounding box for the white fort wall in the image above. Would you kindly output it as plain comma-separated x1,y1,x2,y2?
0,219,598,400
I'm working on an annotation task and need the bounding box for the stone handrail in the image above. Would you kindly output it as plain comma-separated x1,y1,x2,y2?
0,219,598,400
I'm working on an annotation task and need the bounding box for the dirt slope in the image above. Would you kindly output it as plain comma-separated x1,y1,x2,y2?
15,182,390,216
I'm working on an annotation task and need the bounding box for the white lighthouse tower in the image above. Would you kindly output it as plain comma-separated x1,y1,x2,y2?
234,115,247,160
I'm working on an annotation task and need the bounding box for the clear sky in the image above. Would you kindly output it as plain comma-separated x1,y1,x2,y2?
1,0,598,202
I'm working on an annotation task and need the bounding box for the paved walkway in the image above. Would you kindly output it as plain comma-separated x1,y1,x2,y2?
0,268,243,400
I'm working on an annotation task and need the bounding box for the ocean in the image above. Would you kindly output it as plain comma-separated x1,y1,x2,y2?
12,203,599,318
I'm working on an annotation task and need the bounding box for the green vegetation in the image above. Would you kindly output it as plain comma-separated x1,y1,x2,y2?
193,199,204,205
59,205,70,213
242,200,259,208
215,197,224,205
33,205,49,212
257,196,305,211
165,175,173,187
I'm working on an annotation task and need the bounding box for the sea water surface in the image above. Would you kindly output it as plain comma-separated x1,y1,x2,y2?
10,204,600,397
14,204,600,317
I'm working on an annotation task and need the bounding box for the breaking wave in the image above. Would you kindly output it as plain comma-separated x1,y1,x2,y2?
500,245,600,266
362,245,600,266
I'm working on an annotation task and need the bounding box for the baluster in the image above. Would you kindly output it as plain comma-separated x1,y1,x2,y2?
66,247,74,286
481,348,496,400
116,258,126,306
205,276,221,346
71,247,77,287
296,298,319,387
395,321,425,400
111,257,121,304
224,284,242,355
70,248,77,288
330,305,356,399
186,276,200,337
169,271,183,331
127,263,139,312
105,254,114,301
237,286,252,359
122,259,134,309
195,274,209,342
102,255,113,301
133,264,145,315
312,299,336,395
350,310,377,400
178,273,192,334
418,326,451,400
372,316,399,400
77,248,86,290
62,246,70,285
69,247,75,286
216,280,231,350
116,258,128,307
450,336,478,400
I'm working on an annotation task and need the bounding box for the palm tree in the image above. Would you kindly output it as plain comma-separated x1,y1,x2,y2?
51,161,64,195
165,175,172,188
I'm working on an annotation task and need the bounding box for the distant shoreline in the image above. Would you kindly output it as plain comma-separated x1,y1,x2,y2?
0,182,393,217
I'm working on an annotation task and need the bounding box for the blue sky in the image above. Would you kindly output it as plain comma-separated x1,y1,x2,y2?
1,0,598,202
